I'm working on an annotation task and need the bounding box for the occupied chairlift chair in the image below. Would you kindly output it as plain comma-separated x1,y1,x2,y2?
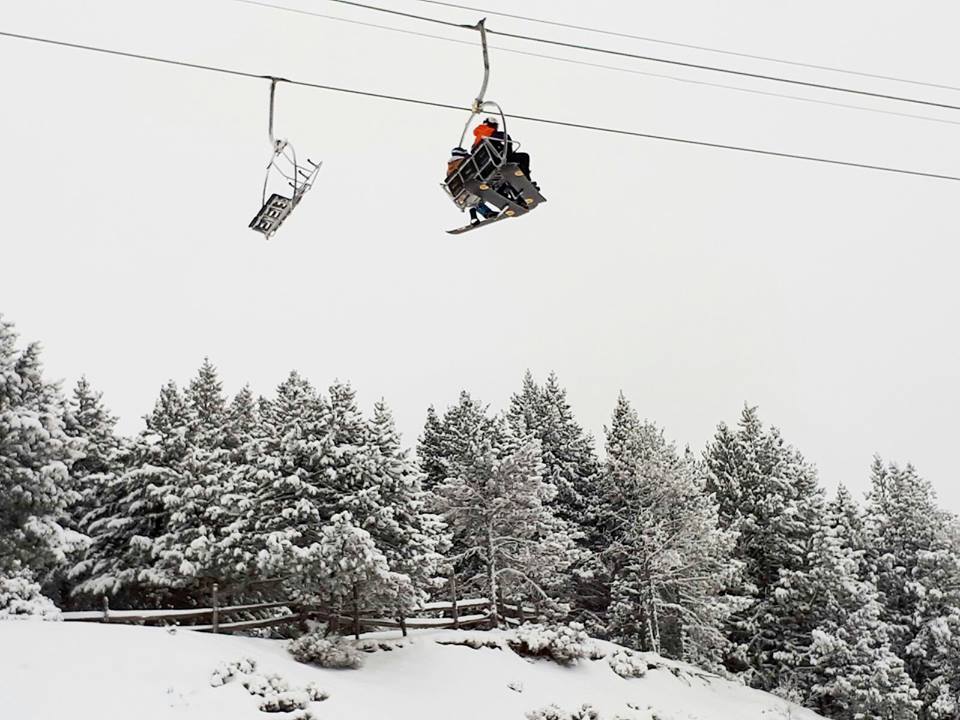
442,19,545,234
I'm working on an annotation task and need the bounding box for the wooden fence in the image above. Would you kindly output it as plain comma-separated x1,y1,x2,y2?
61,586,539,638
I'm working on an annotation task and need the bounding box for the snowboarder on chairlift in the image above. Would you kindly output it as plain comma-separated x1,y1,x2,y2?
475,117,534,183
472,117,498,149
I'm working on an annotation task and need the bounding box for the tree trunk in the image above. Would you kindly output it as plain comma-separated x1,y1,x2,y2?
486,521,499,628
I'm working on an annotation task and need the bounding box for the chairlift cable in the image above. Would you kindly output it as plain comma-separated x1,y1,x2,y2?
0,28,959,183
321,0,960,113
409,0,960,94
233,0,960,128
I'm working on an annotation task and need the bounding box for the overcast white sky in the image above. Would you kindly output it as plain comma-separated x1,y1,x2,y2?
2,0,958,512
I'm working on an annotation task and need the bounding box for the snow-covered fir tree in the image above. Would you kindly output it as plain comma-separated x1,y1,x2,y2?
703,405,824,686
866,458,960,719
300,512,417,632
72,380,190,605
431,424,578,626
417,391,502,491
506,371,599,528
353,400,444,598
0,316,79,586
64,376,123,533
770,485,920,719
596,393,734,667
51,376,124,605
152,361,255,599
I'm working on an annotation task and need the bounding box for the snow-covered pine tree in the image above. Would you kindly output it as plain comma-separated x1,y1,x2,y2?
219,372,327,589
204,386,287,600
312,381,375,521
417,405,447,491
185,358,226,447
72,381,189,605
417,391,502,491
867,457,960,719
52,376,124,607
598,393,734,666
770,486,920,719
432,425,577,626
506,370,543,438
703,405,824,686
0,317,79,593
149,360,232,598
352,400,444,598
64,376,123,534
300,512,415,632
506,371,599,528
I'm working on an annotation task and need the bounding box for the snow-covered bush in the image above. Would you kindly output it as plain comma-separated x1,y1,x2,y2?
436,635,503,651
303,682,329,702
288,631,363,669
0,572,61,621
607,649,648,679
526,705,601,720
509,622,591,665
527,706,569,720
242,673,289,696
258,691,309,713
355,638,408,653
209,657,257,687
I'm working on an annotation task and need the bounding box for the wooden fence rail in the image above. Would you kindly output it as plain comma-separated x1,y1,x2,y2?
61,593,540,638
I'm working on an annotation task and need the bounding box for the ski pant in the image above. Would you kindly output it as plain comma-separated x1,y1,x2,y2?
509,152,532,179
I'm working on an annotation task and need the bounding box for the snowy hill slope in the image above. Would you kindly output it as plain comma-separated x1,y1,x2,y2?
0,623,825,720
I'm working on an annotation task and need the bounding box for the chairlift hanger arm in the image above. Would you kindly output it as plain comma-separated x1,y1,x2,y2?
456,18,508,159
469,18,489,112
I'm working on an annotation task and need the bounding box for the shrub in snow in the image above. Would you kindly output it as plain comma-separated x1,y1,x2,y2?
526,705,601,720
242,673,289,697
436,635,503,651
355,638,408,653
509,622,591,666
586,644,606,661
258,691,309,713
303,682,329,702
288,631,363,669
526,705,569,720
607,649,648,679
209,657,257,687
0,572,61,621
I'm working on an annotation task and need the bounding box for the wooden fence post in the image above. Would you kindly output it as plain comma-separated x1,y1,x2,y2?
398,611,408,638
517,598,526,626
450,575,460,630
212,583,220,634
352,584,361,640
332,600,342,636
102,596,110,623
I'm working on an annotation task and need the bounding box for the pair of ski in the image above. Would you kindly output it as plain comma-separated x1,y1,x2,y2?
447,164,546,235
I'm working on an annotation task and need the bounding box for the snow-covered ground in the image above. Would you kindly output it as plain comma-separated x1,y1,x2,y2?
0,623,824,720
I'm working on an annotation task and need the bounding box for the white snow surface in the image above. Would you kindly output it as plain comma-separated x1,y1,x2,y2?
0,623,826,720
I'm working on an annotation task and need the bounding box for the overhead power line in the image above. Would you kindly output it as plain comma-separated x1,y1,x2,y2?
235,0,960,128
321,0,960,113
0,29,958,184
410,0,960,94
